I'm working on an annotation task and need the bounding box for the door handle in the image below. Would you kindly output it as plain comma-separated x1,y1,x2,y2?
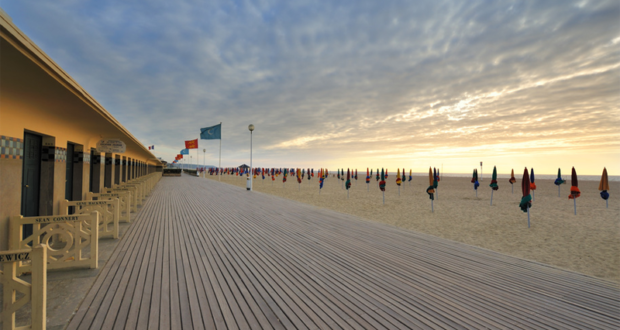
25,185,29,188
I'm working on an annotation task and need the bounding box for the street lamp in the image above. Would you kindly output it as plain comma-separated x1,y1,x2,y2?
248,124,255,191
203,148,206,177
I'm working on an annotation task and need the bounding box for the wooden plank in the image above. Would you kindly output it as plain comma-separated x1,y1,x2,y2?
67,176,620,330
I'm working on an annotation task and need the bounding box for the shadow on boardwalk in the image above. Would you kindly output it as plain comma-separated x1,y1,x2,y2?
67,176,620,329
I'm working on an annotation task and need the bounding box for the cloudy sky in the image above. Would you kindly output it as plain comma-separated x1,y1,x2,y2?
3,0,619,174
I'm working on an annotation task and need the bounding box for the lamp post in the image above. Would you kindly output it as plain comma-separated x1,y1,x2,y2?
203,148,206,177
248,124,255,191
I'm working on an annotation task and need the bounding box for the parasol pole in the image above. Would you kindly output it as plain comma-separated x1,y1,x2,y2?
382,191,385,205
558,185,560,197
431,199,434,213
533,190,535,201
348,190,349,199
490,190,494,206
574,198,577,215
398,186,400,197
527,205,530,228
512,185,513,194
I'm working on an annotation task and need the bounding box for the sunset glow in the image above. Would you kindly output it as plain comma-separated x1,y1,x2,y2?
3,1,618,174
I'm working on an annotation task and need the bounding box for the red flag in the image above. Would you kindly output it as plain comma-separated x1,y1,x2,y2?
185,139,198,149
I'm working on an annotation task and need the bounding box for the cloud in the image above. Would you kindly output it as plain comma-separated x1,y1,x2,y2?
2,0,619,174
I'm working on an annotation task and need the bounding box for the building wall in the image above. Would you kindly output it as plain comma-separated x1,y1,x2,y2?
0,20,161,250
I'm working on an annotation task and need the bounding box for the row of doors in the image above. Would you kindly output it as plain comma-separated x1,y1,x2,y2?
20,132,144,236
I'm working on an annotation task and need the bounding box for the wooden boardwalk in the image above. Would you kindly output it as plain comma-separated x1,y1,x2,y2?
67,176,620,329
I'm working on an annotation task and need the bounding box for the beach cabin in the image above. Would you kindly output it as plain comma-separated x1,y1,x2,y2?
0,10,163,251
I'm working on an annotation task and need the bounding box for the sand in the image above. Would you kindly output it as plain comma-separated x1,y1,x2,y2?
203,172,620,283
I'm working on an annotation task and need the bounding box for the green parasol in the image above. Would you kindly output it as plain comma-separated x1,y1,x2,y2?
489,166,498,205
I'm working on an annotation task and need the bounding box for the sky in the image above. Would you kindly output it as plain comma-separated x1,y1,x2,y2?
2,0,619,175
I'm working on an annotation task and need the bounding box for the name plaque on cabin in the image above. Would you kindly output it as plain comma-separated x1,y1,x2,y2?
97,138,126,153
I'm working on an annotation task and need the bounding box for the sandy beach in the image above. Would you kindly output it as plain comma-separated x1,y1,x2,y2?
204,172,619,283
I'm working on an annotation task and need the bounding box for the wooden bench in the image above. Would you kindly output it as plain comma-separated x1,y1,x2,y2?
1,245,47,330
9,213,98,273
60,200,120,239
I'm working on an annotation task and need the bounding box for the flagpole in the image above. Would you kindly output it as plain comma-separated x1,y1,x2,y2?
219,122,222,181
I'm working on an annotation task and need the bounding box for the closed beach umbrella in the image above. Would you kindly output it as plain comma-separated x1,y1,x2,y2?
402,168,406,190
376,169,380,183
433,167,439,200
426,167,435,212
379,168,386,204
355,169,358,181
385,169,388,179
489,166,498,205
554,168,566,197
396,168,402,197
489,166,498,190
366,168,370,191
409,169,412,186
346,168,351,198
319,169,325,193
346,168,351,189
520,168,532,227
308,168,311,180
599,168,610,208
509,169,516,194
569,167,580,214
473,169,480,197
530,168,537,201
297,168,302,189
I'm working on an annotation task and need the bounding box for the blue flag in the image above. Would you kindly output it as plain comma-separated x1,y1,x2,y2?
180,149,189,155
200,124,222,140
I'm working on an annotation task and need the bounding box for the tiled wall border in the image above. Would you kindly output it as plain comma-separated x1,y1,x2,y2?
0,135,24,160
54,147,67,162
